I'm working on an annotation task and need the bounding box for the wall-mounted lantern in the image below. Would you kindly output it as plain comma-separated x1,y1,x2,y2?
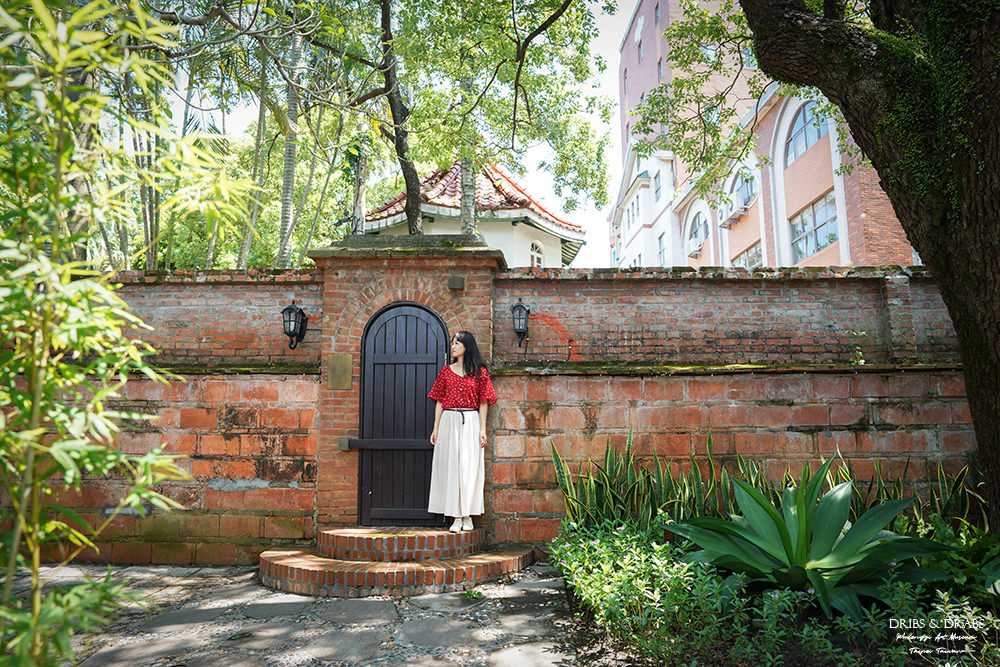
281,301,308,349
510,298,530,347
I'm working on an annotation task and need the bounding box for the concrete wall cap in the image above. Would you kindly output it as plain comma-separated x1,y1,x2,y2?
115,269,320,285
494,265,934,281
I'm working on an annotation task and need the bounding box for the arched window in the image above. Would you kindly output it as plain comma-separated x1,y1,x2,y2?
686,212,708,256
785,101,829,166
730,169,758,206
530,241,544,267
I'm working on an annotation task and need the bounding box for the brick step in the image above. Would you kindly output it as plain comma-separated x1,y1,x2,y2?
259,546,535,597
316,526,485,561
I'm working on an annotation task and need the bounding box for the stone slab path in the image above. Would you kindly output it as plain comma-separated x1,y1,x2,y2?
33,562,576,666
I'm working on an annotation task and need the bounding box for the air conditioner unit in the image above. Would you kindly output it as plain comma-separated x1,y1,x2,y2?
718,203,747,229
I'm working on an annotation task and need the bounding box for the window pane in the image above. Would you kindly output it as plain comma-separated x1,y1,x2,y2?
793,238,807,263
795,133,807,160
790,218,804,238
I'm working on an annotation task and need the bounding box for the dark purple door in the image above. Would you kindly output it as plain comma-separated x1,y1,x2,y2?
350,303,448,526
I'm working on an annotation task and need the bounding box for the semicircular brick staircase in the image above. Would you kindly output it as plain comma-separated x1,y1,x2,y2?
259,527,535,597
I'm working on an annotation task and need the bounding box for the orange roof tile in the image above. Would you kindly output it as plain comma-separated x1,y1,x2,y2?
366,161,583,234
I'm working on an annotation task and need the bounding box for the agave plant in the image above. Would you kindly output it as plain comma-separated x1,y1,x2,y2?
668,456,950,619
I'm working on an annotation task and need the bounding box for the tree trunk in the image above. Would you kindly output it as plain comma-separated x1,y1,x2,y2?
293,106,323,226
296,112,344,266
380,0,422,234
166,77,197,270
275,33,303,268
459,75,476,235
460,157,475,234
151,125,161,270
205,216,220,269
238,62,268,270
352,134,368,234
738,0,1000,526
65,69,101,262
115,98,129,266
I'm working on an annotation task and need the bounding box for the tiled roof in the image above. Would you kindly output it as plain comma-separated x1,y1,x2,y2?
366,161,583,234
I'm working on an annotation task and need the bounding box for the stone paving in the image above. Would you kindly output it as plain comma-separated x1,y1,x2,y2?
10,562,576,666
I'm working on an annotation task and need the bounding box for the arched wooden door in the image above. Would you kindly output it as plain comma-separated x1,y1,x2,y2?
349,303,448,526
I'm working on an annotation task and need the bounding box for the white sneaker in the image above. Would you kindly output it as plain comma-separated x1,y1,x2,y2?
449,518,463,532
461,516,474,531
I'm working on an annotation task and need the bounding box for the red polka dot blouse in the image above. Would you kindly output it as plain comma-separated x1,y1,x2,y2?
428,366,498,409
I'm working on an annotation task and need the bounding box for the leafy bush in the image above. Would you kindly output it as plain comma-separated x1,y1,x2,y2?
552,521,1000,666
912,515,1000,609
833,457,989,534
550,521,743,664
668,456,950,620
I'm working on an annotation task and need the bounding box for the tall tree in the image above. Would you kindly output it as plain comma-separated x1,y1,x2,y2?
378,0,422,234
641,0,1000,524
275,31,303,267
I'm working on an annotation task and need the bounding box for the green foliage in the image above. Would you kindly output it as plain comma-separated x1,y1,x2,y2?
549,522,990,665
395,1,611,211
631,0,769,202
552,430,734,531
0,0,217,662
0,568,146,665
632,0,861,202
910,515,1000,610
669,457,950,620
550,521,736,663
830,457,989,534
0,0,252,270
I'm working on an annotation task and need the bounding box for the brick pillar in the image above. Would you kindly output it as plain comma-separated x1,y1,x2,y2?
308,236,505,526
882,273,917,362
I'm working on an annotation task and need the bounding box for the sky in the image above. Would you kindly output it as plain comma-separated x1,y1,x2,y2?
223,2,633,268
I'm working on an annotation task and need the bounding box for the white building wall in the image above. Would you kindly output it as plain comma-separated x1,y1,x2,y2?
373,216,566,268
611,151,678,268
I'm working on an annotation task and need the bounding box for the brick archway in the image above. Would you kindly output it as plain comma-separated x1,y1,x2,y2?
310,245,503,527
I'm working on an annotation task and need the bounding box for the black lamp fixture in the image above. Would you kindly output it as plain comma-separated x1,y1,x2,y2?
281,301,308,349
510,298,530,347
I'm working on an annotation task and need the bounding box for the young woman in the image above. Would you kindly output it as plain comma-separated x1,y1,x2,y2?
427,330,497,532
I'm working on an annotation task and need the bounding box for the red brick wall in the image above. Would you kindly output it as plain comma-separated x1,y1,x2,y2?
50,375,318,565
842,157,913,266
45,254,967,562
493,268,956,366
311,247,504,526
858,164,913,265
117,271,322,370
488,370,973,543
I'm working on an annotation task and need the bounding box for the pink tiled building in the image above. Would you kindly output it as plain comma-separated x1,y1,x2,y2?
610,0,917,270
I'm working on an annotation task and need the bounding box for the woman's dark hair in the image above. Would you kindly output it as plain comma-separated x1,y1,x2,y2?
452,330,488,377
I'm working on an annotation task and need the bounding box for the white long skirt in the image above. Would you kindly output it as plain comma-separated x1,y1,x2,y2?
427,410,484,518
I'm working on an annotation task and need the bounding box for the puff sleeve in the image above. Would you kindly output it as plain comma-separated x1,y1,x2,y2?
428,366,449,402
477,367,498,406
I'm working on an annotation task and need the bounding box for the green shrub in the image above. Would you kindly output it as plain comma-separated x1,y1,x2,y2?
912,515,1000,609
552,521,1000,665
550,521,740,663
668,456,950,620
551,430,735,530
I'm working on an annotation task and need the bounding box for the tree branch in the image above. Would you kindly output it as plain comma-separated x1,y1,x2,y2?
349,86,388,107
509,0,573,149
